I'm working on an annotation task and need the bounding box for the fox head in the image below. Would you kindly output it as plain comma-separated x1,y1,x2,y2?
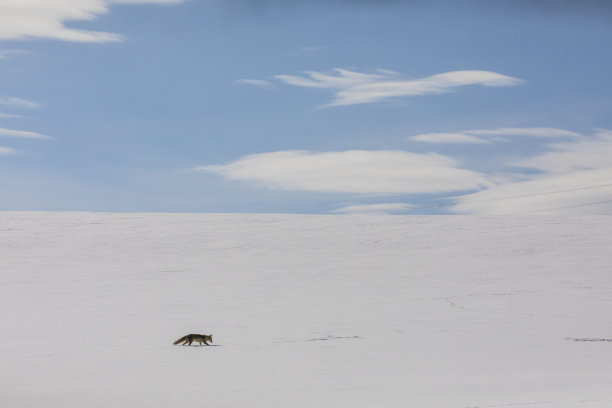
207,335,213,343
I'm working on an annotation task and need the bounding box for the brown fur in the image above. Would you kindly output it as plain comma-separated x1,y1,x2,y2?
173,334,213,346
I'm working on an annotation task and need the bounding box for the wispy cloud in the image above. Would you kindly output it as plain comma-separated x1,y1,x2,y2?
467,127,583,139
331,203,415,214
273,68,522,107
0,0,185,44
236,79,274,88
452,168,612,215
452,129,612,214
410,127,583,144
0,113,25,119
197,150,492,194
0,97,40,109
410,132,491,144
511,129,612,174
0,49,30,60
0,146,17,155
0,127,53,140
276,68,392,90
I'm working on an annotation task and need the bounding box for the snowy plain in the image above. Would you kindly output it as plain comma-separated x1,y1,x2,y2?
1,212,611,407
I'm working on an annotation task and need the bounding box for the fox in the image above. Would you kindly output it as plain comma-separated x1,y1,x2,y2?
173,334,213,346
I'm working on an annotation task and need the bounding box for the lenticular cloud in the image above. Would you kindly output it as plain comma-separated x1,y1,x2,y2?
198,150,492,194
273,68,522,107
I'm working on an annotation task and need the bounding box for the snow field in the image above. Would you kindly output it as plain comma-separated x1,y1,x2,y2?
1,212,612,407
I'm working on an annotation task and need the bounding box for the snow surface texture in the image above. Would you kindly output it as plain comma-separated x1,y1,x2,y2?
1,212,611,407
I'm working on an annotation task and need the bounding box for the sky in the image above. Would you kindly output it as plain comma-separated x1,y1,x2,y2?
1,0,612,214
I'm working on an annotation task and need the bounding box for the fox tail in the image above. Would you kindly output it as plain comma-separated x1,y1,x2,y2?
173,336,188,345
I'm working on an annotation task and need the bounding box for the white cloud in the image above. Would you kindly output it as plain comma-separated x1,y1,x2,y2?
236,79,274,88
410,132,491,144
331,203,415,214
0,127,52,140
0,112,24,119
275,68,393,90
0,97,40,109
512,129,612,173
197,150,492,194
0,49,29,59
0,0,185,43
196,127,610,214
467,127,583,139
410,127,583,144
0,146,17,155
452,168,612,215
452,129,612,215
274,68,522,107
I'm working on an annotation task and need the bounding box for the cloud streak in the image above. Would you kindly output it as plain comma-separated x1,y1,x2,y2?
511,129,612,173
0,97,40,109
0,113,25,119
452,168,612,215
0,127,53,140
0,49,29,60
467,127,583,139
410,132,491,144
198,150,492,194
452,129,612,214
331,203,415,214
236,79,274,88
274,68,522,107
0,146,17,156
410,127,583,144
0,0,185,43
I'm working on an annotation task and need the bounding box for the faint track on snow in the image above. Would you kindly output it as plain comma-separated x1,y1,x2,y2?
466,399,608,407
565,337,612,342
273,334,363,344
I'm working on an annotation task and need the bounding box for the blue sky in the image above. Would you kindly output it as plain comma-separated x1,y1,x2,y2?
1,0,612,214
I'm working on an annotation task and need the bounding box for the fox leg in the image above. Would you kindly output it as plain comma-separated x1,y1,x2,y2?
182,338,189,345
187,338,193,345
203,340,210,345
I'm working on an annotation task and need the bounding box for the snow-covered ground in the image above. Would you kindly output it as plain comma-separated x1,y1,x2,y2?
1,212,611,407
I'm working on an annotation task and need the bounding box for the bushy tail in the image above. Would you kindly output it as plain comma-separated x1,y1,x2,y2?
173,336,187,345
